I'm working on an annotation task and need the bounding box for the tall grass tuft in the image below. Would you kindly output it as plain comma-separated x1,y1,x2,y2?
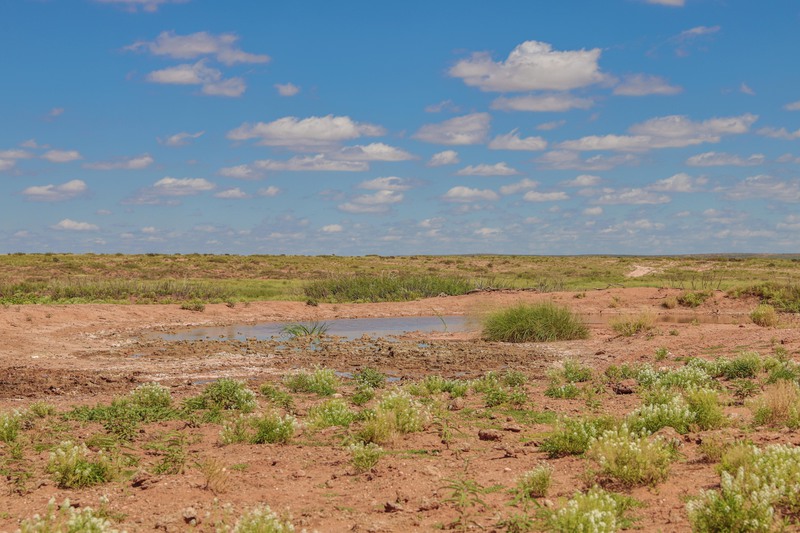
303,273,486,303
482,303,589,343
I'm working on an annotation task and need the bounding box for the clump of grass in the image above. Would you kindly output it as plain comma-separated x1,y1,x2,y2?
661,295,678,309
27,401,56,419
47,441,114,488
751,380,800,427
610,314,654,337
539,417,617,458
561,360,592,383
147,431,188,475
220,412,297,445
0,410,22,443
232,504,295,533
349,442,384,473
357,390,427,444
482,303,589,343
751,304,779,327
684,388,726,430
587,425,674,487
544,383,581,399
260,384,295,410
179,299,205,312
719,352,762,379
353,367,386,389
19,498,120,533
626,398,696,435
186,378,257,413
731,282,800,313
304,273,481,303
283,367,339,396
636,362,714,391
511,464,553,502
545,487,637,533
677,290,712,308
281,321,329,339
307,399,357,429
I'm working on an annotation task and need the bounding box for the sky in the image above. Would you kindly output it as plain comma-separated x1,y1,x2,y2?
1,0,800,255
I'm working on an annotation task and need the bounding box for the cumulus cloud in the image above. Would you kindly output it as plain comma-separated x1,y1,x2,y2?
561,174,601,187
214,187,249,199
425,100,461,113
21,180,88,202
456,162,519,176
146,61,246,97
153,177,215,196
334,143,415,161
52,219,99,231
757,127,800,140
358,177,413,191
413,113,490,145
643,0,684,5
537,120,566,131
442,186,499,202
583,206,603,216
785,101,800,111
94,0,188,12
491,94,593,112
275,82,300,96
523,191,569,202
338,190,404,214
254,155,368,172
647,172,707,192
84,154,154,170
474,228,501,237
321,224,343,233
686,151,765,167
613,74,682,96
42,150,82,163
740,83,756,96
449,40,606,92
560,113,757,152
229,115,384,149
671,25,721,57
428,150,460,167
257,186,280,197
723,175,800,202
488,130,547,151
219,164,263,180
592,188,670,205
0,159,14,171
777,154,800,164
0,149,34,160
159,130,204,147
127,31,268,65
536,150,638,171
499,178,538,195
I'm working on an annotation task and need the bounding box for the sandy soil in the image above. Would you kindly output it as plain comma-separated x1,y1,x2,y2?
1,288,798,531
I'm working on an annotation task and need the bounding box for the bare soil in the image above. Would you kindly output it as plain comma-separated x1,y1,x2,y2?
1,288,799,532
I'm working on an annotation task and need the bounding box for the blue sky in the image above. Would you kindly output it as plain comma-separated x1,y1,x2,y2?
2,0,799,255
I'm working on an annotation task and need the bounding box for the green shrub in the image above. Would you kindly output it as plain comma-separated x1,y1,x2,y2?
221,412,297,445
349,442,383,473
232,504,295,532
353,367,386,389
587,426,674,487
539,417,617,458
512,464,552,501
47,441,113,488
483,385,510,407
283,367,339,396
731,282,800,313
685,388,726,430
260,384,295,410
357,391,427,444
482,303,589,343
720,352,762,380
307,399,357,429
545,383,580,399
751,304,779,327
179,299,205,312
677,291,712,308
751,380,800,427
351,385,375,406
27,401,56,419
545,487,637,533
0,410,22,443
562,360,592,383
626,398,695,435
129,382,173,409
501,369,528,387
189,378,257,412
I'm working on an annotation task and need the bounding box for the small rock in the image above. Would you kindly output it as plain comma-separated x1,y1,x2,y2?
418,498,440,512
612,379,637,395
448,398,465,411
478,429,503,441
182,507,197,525
131,471,156,489
503,424,523,433
384,501,403,513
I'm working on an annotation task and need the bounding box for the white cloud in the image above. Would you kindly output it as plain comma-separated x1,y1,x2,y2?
561,174,601,187
644,0,684,5
52,219,99,231
613,74,682,96
740,83,756,96
160,130,204,147
474,227,501,237
583,207,603,216
785,101,800,111
523,191,568,202
449,40,605,92
428,150,460,166
254,155,368,172
334,143,415,161
94,0,188,12
560,113,757,151
413,113,490,145
49,107,65,118
275,83,300,96
724,175,800,202
257,186,280,197
536,150,638,170
229,115,384,148
488,130,547,151
442,186,499,202
647,172,707,192
600,219,665,234
456,162,519,176
358,177,413,191
20,139,46,149
686,151,765,167
0,159,14,171
219,164,263,180
214,187,249,199
42,150,82,163
146,60,246,97
499,178,538,195
141,226,158,234
425,100,461,113
777,154,800,164
84,154,153,170
154,177,215,196
21,180,88,202
0,149,33,159
127,31,268,65
491,94,593,112
671,26,721,57
321,224,343,233
338,190,404,214
537,120,566,131
593,188,671,205
757,127,800,140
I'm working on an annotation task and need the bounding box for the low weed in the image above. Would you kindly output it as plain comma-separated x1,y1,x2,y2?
677,290,712,308
482,303,589,343
349,442,384,473
220,412,297,445
281,321,329,339
283,367,339,396
731,282,800,313
353,367,386,389
19,498,120,533
230,504,295,532
146,431,188,475
511,464,552,502
751,304,779,327
610,314,654,336
562,360,592,383
545,486,637,533
47,441,114,488
751,380,800,427
259,384,295,410
625,397,696,434
357,391,427,444
179,300,205,312
307,399,357,429
587,425,674,487
544,383,581,399
539,416,617,458
186,378,257,413
303,273,479,303
0,410,22,443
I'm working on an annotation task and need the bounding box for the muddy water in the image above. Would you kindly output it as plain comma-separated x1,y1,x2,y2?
156,312,742,342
